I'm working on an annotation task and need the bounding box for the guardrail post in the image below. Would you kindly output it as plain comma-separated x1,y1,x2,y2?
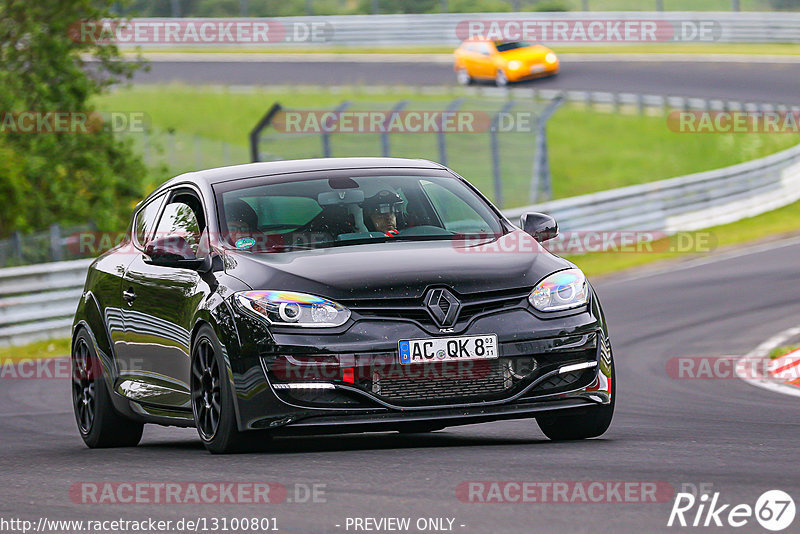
530,95,564,204
438,98,463,167
322,100,351,158
10,231,22,262
381,100,408,157
49,224,63,262
581,0,589,10
732,0,740,11
490,101,516,209
637,93,645,115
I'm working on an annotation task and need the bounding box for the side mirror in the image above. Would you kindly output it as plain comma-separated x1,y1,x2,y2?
144,235,206,270
520,212,558,243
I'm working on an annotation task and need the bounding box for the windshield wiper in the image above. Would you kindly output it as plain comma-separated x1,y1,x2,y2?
249,233,496,252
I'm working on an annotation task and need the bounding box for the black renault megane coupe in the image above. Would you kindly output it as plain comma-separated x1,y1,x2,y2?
71,157,614,453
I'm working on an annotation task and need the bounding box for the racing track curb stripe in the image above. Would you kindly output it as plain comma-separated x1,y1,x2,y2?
736,325,800,399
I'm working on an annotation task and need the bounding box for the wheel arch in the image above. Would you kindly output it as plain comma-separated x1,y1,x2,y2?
190,303,246,430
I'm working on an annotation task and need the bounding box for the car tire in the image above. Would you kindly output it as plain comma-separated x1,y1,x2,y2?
191,324,272,454
72,330,144,448
456,68,472,86
495,69,508,87
536,357,615,441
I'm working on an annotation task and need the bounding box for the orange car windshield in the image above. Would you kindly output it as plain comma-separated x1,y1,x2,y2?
494,41,534,52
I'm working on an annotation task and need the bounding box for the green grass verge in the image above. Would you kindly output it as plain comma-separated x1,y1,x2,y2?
129,43,800,56
0,338,71,361
568,198,800,278
769,344,800,360
96,84,800,206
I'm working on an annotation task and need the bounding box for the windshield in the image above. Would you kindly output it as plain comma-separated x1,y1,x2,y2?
215,173,503,252
495,41,534,52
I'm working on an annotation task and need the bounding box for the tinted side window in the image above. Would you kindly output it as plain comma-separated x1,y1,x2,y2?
133,194,165,247
154,201,202,253
421,180,492,233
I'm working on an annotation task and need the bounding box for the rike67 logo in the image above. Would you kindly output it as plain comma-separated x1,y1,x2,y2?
668,489,795,531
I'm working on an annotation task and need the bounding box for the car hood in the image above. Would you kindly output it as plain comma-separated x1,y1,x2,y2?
498,45,552,62
223,230,571,300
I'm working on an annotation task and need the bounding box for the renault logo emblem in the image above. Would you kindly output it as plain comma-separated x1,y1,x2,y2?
425,288,461,328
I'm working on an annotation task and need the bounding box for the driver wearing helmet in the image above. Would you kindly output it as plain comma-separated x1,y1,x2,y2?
362,190,404,237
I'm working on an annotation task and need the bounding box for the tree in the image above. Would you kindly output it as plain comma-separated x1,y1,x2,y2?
0,0,147,237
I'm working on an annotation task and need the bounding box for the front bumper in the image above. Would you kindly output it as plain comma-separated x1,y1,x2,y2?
507,62,560,82
224,295,612,432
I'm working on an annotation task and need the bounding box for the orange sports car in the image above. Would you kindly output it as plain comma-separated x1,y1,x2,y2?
453,39,559,87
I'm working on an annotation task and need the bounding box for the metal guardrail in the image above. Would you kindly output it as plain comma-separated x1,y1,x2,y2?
0,259,92,347
505,141,800,232
122,12,800,48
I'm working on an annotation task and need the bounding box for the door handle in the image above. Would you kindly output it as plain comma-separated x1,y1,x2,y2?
123,288,137,305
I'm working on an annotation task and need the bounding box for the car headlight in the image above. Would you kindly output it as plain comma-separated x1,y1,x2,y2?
507,60,523,70
234,290,350,327
529,269,588,312
545,52,557,64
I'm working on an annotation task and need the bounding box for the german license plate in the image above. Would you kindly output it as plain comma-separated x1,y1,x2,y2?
398,334,498,365
530,64,546,73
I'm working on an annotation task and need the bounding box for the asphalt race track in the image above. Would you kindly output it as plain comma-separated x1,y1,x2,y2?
133,57,800,105
2,237,800,532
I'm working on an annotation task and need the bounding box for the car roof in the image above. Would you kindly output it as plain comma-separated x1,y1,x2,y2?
142,157,447,206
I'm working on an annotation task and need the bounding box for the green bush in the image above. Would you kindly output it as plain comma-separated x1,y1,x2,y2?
0,0,147,237
529,0,570,11
448,0,513,12
769,0,800,9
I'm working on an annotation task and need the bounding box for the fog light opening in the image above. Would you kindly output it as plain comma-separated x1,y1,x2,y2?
342,367,355,384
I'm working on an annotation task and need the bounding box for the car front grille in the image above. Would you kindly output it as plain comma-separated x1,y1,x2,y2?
340,287,531,328
370,358,513,402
